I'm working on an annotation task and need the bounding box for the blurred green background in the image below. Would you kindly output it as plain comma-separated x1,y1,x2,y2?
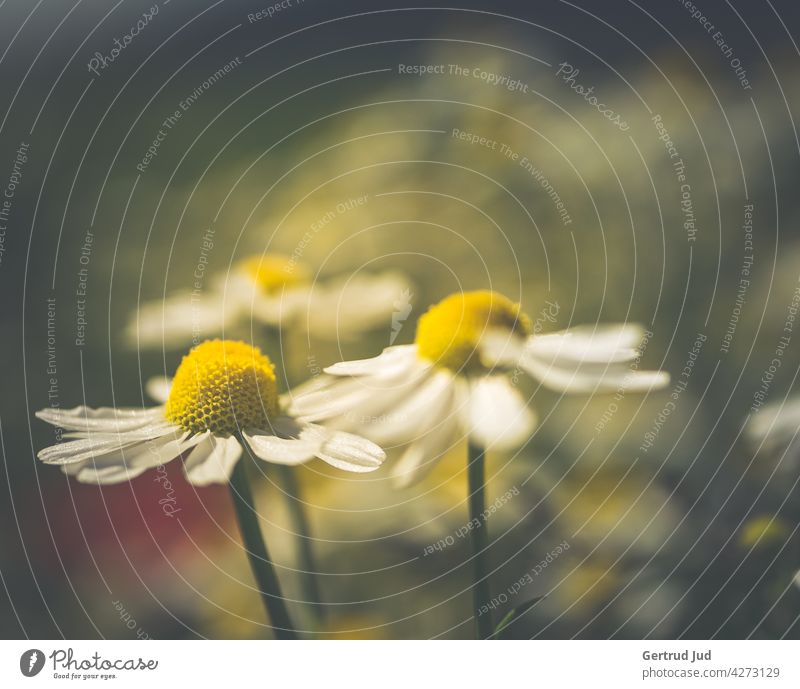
1,0,799,639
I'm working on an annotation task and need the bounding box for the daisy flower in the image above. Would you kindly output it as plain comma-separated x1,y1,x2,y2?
288,289,668,639
289,290,670,486
36,339,385,485
126,253,408,348
35,339,386,639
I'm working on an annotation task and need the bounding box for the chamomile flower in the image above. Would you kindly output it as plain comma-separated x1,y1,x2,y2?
36,340,385,485
289,290,669,485
127,253,408,348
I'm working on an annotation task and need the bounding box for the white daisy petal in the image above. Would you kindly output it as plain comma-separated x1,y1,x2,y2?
288,377,382,423
314,428,386,472
63,454,150,484
391,403,461,488
528,325,645,365
522,355,668,393
65,430,200,484
180,434,215,474
282,372,330,400
529,324,644,363
146,377,172,404
61,423,178,442
243,424,320,466
39,435,142,466
323,345,419,377
388,376,467,487
348,365,441,430
361,368,456,446
35,406,164,433
289,357,427,424
38,422,178,465
183,434,242,486
466,376,536,451
245,419,384,472
520,324,668,394
278,374,335,414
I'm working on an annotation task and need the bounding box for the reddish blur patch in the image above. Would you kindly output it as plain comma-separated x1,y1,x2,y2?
26,460,234,580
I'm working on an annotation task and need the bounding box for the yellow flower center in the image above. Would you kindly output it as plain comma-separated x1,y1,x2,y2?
238,254,310,294
415,290,531,372
165,340,279,434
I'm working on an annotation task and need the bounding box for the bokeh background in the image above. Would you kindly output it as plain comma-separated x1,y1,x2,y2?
1,0,799,639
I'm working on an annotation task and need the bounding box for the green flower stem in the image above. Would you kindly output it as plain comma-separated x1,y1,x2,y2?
261,332,325,626
229,453,297,640
467,439,493,640
273,463,325,623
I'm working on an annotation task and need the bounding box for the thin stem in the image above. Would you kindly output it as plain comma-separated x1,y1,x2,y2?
274,463,326,624
467,439,493,640
229,453,297,640
260,332,325,625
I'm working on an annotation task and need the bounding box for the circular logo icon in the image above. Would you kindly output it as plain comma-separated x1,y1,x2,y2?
20,649,45,677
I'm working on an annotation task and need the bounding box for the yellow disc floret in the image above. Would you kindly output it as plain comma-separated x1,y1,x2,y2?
165,340,279,434
415,290,531,372
238,253,310,294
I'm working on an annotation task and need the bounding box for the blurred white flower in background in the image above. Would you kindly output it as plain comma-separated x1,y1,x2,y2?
747,396,800,471
126,253,409,348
